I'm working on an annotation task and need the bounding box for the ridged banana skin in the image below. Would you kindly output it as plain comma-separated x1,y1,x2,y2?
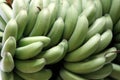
1,37,16,57
12,0,27,18
15,42,43,60
15,9,28,40
24,0,43,36
65,34,100,62
64,54,106,74
95,29,113,53
100,0,112,15
0,71,14,80
68,15,88,52
0,3,12,23
113,19,120,35
19,36,51,47
83,63,113,79
110,63,120,80
29,8,50,36
109,0,120,24
0,52,14,72
57,0,69,20
86,17,106,40
0,16,6,31
63,5,78,40
15,58,46,73
2,19,18,45
15,69,52,80
60,68,87,80
47,17,64,48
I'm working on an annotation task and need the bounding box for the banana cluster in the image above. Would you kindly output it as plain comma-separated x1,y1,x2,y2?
0,0,120,80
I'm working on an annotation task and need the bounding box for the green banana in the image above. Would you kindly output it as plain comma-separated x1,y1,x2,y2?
12,0,27,18
109,0,120,24
1,37,16,57
15,58,46,73
14,73,24,80
29,8,50,36
95,29,113,53
60,68,87,80
65,34,100,62
2,19,18,45
15,9,28,40
24,0,31,9
64,54,106,74
83,63,113,79
113,19,120,35
0,71,14,80
15,41,43,60
57,0,69,20
0,15,6,31
0,0,6,3
110,63,120,80
0,2,12,23
47,17,64,48
68,15,88,52
43,0,50,8
100,0,112,14
0,52,14,72
15,69,52,80
24,0,43,36
86,16,106,40
18,36,51,47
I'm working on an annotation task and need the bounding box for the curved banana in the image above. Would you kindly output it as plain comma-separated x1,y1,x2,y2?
95,29,113,53
113,19,120,35
64,54,106,74
1,37,16,57
2,19,18,45
24,0,43,36
68,15,88,52
18,36,51,47
29,8,50,36
65,34,100,62
86,16,106,40
63,5,78,40
110,63,120,80
0,2,12,23
15,9,28,40
100,0,112,15
47,17,64,48
109,0,120,24
60,68,87,80
83,63,113,79
15,58,46,73
12,0,27,18
0,16,6,31
57,0,69,20
0,71,14,80
15,69,52,80
0,52,14,72
15,42,43,60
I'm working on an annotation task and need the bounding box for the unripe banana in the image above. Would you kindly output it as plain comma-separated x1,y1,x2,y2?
64,54,106,74
83,63,113,79
43,0,50,8
1,37,16,57
63,5,78,40
15,69,52,80
86,16,106,40
2,19,18,45
15,58,46,73
19,36,51,47
47,17,64,48
15,9,28,40
68,15,88,52
110,63,120,80
12,0,27,18
95,29,113,53
113,19,120,35
60,68,87,80
65,34,100,62
24,0,31,9
29,8,50,36
109,0,120,24
0,71,14,80
15,42,43,60
0,52,14,72
0,0,6,3
0,16,6,31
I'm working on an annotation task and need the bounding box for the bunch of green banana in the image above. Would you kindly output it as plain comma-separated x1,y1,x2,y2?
0,0,120,80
